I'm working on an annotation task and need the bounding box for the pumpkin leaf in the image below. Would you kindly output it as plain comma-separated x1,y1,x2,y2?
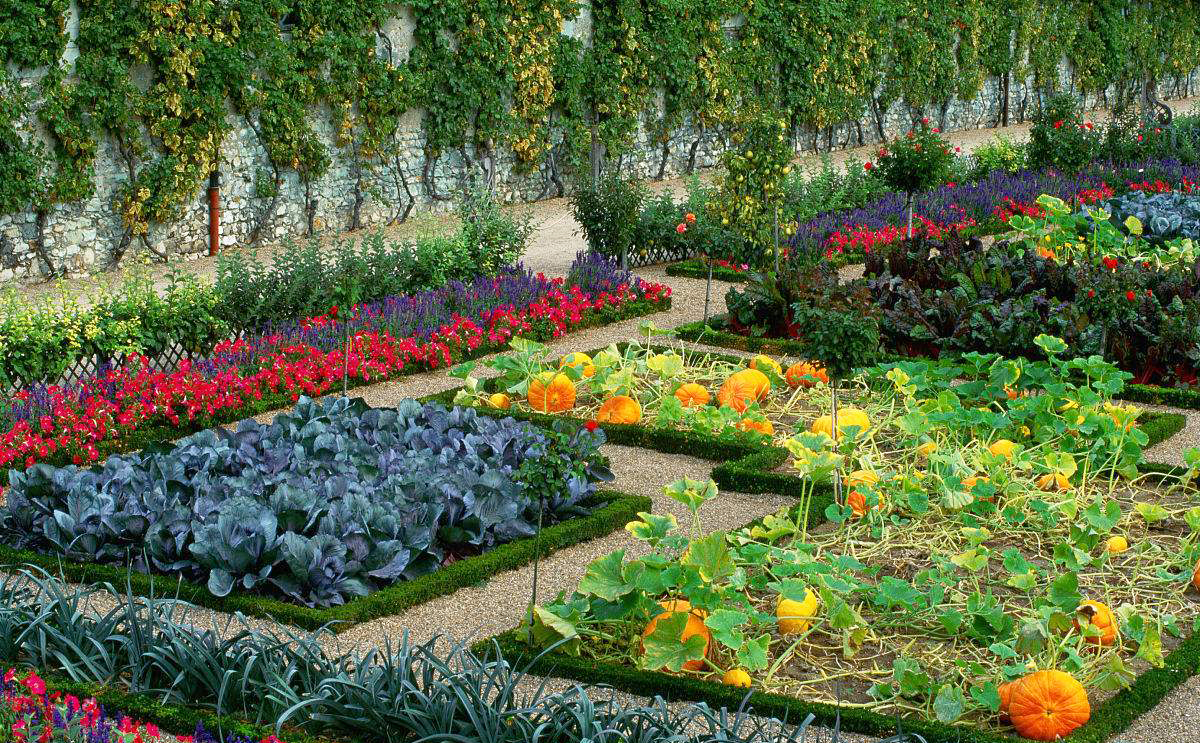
704,609,748,650
527,605,581,654
1094,655,1137,692
933,684,966,723
640,613,707,672
663,478,719,514
1134,502,1170,524
682,532,735,583
971,682,1001,712
735,633,771,671
578,551,632,602
1047,573,1081,611
951,548,988,573
625,512,677,544
1135,621,1165,668
1034,334,1069,356
842,626,869,658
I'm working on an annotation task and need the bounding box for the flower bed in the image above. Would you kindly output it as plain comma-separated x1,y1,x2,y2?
785,159,1200,265
0,669,277,743
699,186,1200,393
0,256,670,475
0,397,644,620
506,338,1200,741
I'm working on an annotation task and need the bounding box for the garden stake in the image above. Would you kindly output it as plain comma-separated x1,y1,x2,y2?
830,382,842,505
527,493,545,644
342,319,350,399
773,205,781,274
703,261,713,325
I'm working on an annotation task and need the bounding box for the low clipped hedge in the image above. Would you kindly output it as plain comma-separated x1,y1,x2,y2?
675,315,1200,412
485,620,1200,743
0,488,647,632
665,259,750,283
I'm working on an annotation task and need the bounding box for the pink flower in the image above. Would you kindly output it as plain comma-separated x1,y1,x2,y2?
675,223,686,234
22,673,45,696
145,724,160,739
1053,120,1064,129
864,162,873,171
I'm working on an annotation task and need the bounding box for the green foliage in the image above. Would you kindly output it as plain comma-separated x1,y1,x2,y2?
969,136,1028,179
871,121,956,204
0,268,227,388
3,0,1200,251
1027,94,1104,172
709,106,793,265
214,190,530,329
570,172,647,263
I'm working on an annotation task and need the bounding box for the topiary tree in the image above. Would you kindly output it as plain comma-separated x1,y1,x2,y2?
791,287,880,506
868,118,955,237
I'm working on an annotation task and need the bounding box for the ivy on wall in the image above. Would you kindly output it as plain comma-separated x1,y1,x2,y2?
2,0,1200,271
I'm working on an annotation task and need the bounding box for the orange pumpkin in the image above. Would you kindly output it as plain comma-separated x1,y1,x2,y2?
640,600,711,672
1193,559,1200,592
997,679,1020,721
749,354,782,375
674,383,711,408
559,352,596,378
597,395,642,424
1074,600,1117,647
527,372,576,413
1008,670,1090,741
717,369,770,413
1036,473,1072,491
737,417,774,436
785,361,829,388
844,471,883,517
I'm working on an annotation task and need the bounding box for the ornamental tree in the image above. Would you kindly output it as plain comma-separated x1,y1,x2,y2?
869,119,955,237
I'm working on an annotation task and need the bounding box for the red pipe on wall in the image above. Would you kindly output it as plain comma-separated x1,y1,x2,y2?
207,171,221,257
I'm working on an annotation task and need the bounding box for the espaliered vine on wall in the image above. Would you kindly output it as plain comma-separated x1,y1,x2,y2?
2,0,1200,271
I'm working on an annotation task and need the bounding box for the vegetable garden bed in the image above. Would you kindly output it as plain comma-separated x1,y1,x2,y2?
0,397,648,629
441,335,1200,741
674,314,1200,413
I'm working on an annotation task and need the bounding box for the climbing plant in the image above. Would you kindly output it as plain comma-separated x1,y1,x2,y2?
1,0,1200,272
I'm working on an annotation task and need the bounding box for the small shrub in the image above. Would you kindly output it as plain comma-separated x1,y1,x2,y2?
869,119,956,231
709,105,794,267
970,136,1028,179
570,172,646,265
1027,94,1102,172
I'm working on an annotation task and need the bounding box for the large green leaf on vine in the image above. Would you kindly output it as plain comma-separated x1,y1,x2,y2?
682,532,734,583
640,613,707,672
578,550,632,602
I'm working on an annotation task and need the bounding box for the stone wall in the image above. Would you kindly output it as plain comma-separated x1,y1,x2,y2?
1,6,1198,283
